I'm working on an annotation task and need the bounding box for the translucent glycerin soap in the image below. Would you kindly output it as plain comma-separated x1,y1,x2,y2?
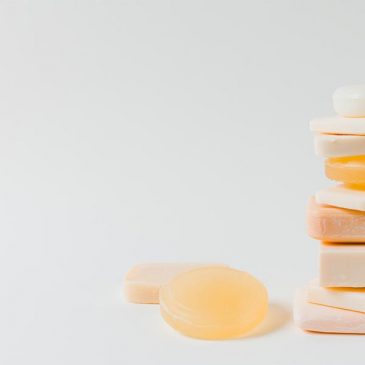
326,156,365,185
159,266,268,340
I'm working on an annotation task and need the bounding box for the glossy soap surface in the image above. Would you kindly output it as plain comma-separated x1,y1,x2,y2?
326,156,365,185
159,266,268,340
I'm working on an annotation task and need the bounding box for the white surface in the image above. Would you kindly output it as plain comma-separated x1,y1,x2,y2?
1,1,365,365
310,116,365,135
333,84,365,117
314,133,365,157
316,184,365,211
307,280,365,313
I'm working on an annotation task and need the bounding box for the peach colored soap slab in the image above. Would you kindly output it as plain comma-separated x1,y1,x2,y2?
294,290,365,334
320,243,365,287
307,197,365,242
124,263,225,304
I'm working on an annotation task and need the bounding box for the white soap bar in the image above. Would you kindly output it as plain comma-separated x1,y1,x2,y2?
307,279,365,312
320,242,365,287
315,184,365,212
310,116,365,135
294,289,365,334
314,133,365,157
124,263,225,304
333,85,365,117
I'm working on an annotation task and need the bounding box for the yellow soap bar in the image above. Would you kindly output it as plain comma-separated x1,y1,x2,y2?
159,266,268,340
326,156,365,185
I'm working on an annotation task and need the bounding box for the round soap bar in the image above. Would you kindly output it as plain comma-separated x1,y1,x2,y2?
159,266,268,340
333,85,365,117
326,156,365,185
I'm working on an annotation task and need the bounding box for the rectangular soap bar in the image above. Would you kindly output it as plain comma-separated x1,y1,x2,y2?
314,133,365,157
307,280,365,313
124,263,225,304
320,242,365,287
307,197,365,242
294,289,365,334
310,116,365,135
315,184,365,212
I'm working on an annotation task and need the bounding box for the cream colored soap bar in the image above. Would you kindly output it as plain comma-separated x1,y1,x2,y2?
315,184,365,212
307,197,365,242
333,84,365,117
320,243,365,287
124,263,225,304
314,133,365,157
307,280,365,313
294,289,365,334
310,116,365,135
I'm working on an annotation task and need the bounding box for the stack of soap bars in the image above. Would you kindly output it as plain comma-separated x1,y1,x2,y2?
295,85,365,334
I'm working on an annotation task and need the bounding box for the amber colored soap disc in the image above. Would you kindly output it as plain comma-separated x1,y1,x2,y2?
159,266,268,340
326,156,365,185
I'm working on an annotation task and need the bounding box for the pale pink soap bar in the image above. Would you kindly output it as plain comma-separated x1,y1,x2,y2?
307,280,365,313
124,263,225,304
307,197,365,242
320,243,365,287
294,289,365,334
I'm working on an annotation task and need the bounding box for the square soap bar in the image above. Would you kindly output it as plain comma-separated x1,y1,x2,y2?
124,263,225,304
315,184,365,212
307,280,365,313
314,133,365,157
310,116,365,135
320,243,365,287
307,197,365,242
294,289,365,334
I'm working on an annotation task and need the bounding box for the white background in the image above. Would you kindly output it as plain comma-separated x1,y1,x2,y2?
1,1,365,364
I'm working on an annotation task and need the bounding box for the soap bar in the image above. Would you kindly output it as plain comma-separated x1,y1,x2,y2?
159,266,268,340
314,133,365,157
307,279,365,313
320,242,365,287
307,197,365,242
310,116,365,135
124,263,225,304
294,289,365,334
326,156,365,185
315,184,365,212
333,84,365,117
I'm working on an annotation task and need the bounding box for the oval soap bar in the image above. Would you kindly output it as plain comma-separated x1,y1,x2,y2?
326,156,365,185
159,266,268,340
333,85,365,117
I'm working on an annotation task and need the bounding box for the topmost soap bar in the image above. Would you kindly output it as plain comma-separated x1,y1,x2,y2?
333,84,365,117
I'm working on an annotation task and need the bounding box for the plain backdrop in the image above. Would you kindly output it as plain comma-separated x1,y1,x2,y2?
1,1,365,364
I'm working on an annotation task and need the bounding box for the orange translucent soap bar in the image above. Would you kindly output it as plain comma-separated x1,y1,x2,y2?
326,156,365,185
159,266,268,340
